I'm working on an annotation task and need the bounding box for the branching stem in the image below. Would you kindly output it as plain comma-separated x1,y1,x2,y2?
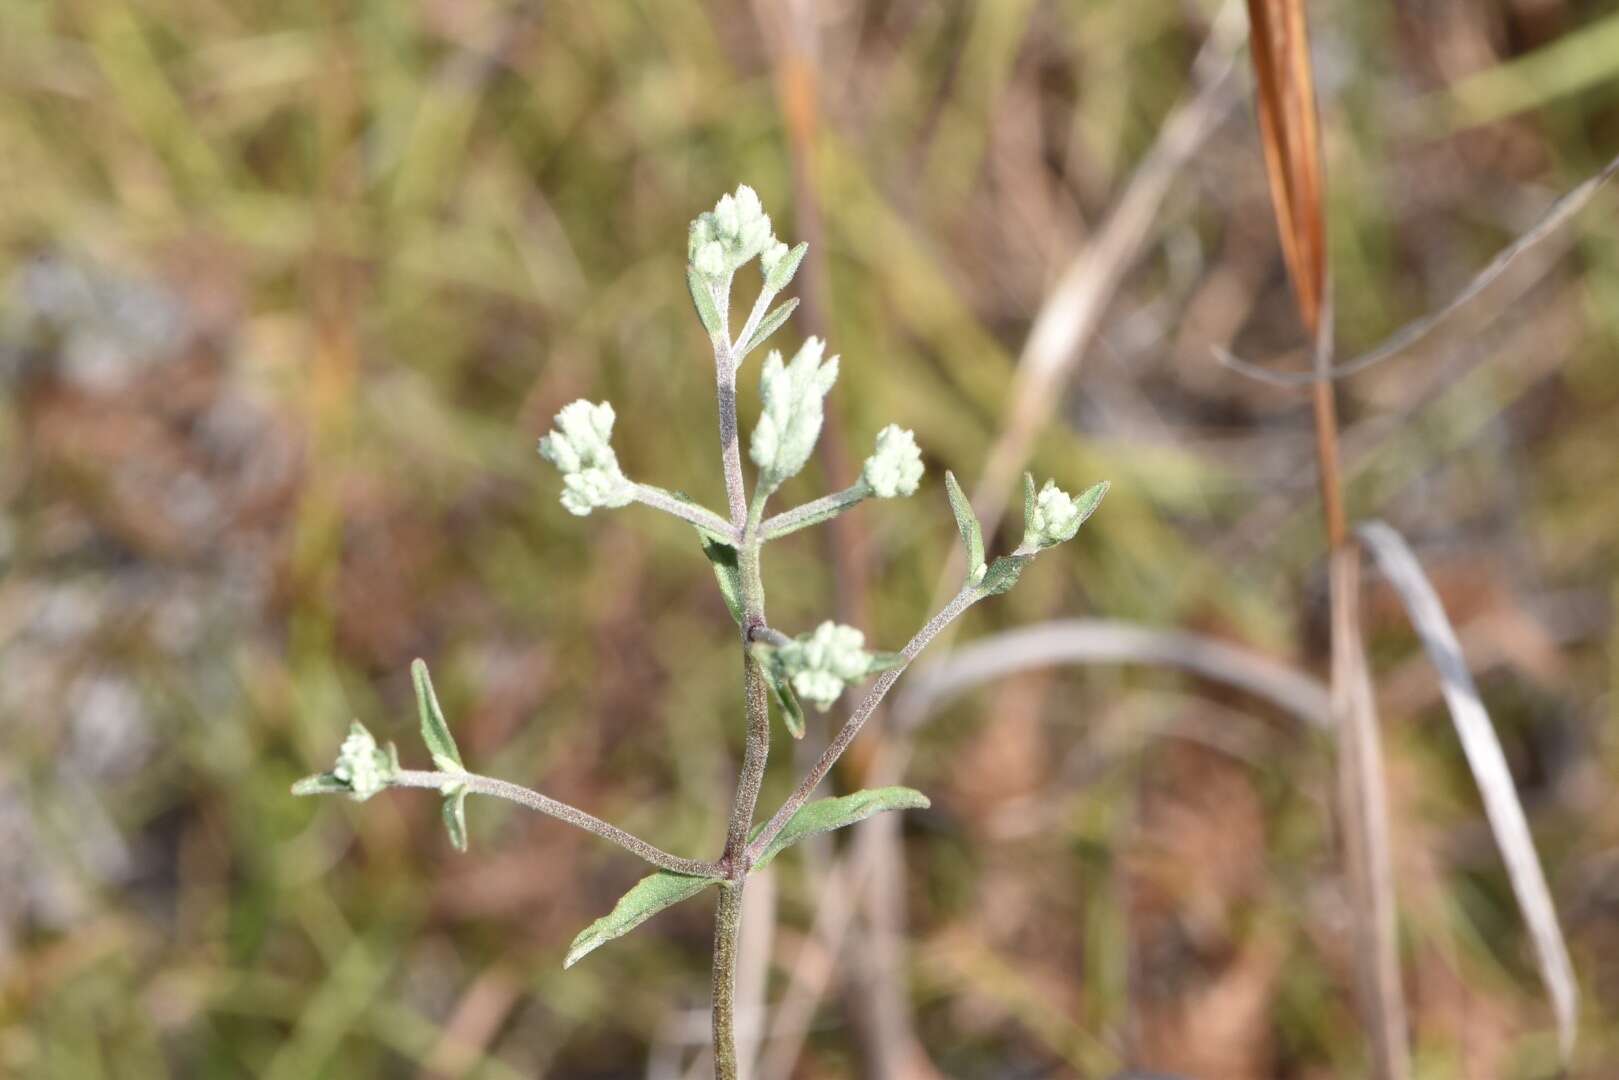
743,582,982,866
390,770,722,878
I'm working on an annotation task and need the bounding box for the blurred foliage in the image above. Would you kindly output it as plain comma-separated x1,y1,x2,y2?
1,0,1618,1076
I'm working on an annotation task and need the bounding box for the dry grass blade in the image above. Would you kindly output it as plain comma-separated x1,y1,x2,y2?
893,618,1331,733
1246,3,1404,1070
1245,0,1325,330
1220,148,1619,386
1327,547,1410,1080
1356,522,1579,1063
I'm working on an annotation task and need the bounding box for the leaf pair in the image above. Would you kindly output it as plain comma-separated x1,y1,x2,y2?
414,659,470,852
563,786,930,968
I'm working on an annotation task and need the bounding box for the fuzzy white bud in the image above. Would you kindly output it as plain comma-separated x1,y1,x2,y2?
862,425,924,498
750,337,839,490
779,621,874,711
538,400,634,515
332,722,394,801
1025,479,1107,549
687,184,777,278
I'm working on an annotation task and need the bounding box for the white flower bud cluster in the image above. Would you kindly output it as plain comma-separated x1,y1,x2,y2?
333,722,394,802
750,337,839,490
861,425,924,498
1025,479,1107,549
777,621,876,711
688,185,775,279
538,400,635,516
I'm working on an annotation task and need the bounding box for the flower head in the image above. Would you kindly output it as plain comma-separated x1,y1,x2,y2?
1024,479,1108,549
687,184,775,279
777,621,878,711
861,425,924,498
750,337,839,491
538,400,635,515
331,722,395,802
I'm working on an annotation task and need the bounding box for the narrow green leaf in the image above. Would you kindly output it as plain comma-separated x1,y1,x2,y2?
413,659,463,772
665,489,744,626
291,773,348,796
865,651,905,675
686,268,724,337
944,471,984,581
754,787,930,870
699,535,745,626
1022,472,1037,538
564,870,722,968
981,554,1032,596
753,646,807,739
763,241,808,292
1071,480,1109,530
740,297,799,357
442,783,468,852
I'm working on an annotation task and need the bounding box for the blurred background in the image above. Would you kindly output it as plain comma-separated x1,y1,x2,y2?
2,0,1617,1076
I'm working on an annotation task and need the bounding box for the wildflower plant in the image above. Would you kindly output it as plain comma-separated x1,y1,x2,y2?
293,184,1107,1077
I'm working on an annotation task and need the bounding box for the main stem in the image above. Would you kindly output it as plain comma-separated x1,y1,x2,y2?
711,279,772,1080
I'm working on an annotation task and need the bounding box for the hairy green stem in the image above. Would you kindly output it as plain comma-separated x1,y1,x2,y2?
390,770,721,877
710,287,775,1079
632,484,740,542
711,882,745,1080
759,482,870,541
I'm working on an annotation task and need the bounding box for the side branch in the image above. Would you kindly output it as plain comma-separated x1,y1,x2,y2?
391,770,723,878
633,484,741,543
742,583,983,866
759,483,869,541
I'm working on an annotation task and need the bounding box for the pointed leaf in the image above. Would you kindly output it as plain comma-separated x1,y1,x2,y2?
944,471,984,582
291,772,349,797
740,297,799,357
413,659,463,773
666,490,744,627
699,535,745,626
564,870,722,969
686,267,724,337
1071,480,1109,531
981,554,1032,596
865,651,904,675
763,241,808,292
1022,472,1036,536
442,783,468,852
753,646,807,739
754,787,930,870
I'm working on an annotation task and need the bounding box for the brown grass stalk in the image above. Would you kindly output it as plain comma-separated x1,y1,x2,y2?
1244,1,1408,1074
